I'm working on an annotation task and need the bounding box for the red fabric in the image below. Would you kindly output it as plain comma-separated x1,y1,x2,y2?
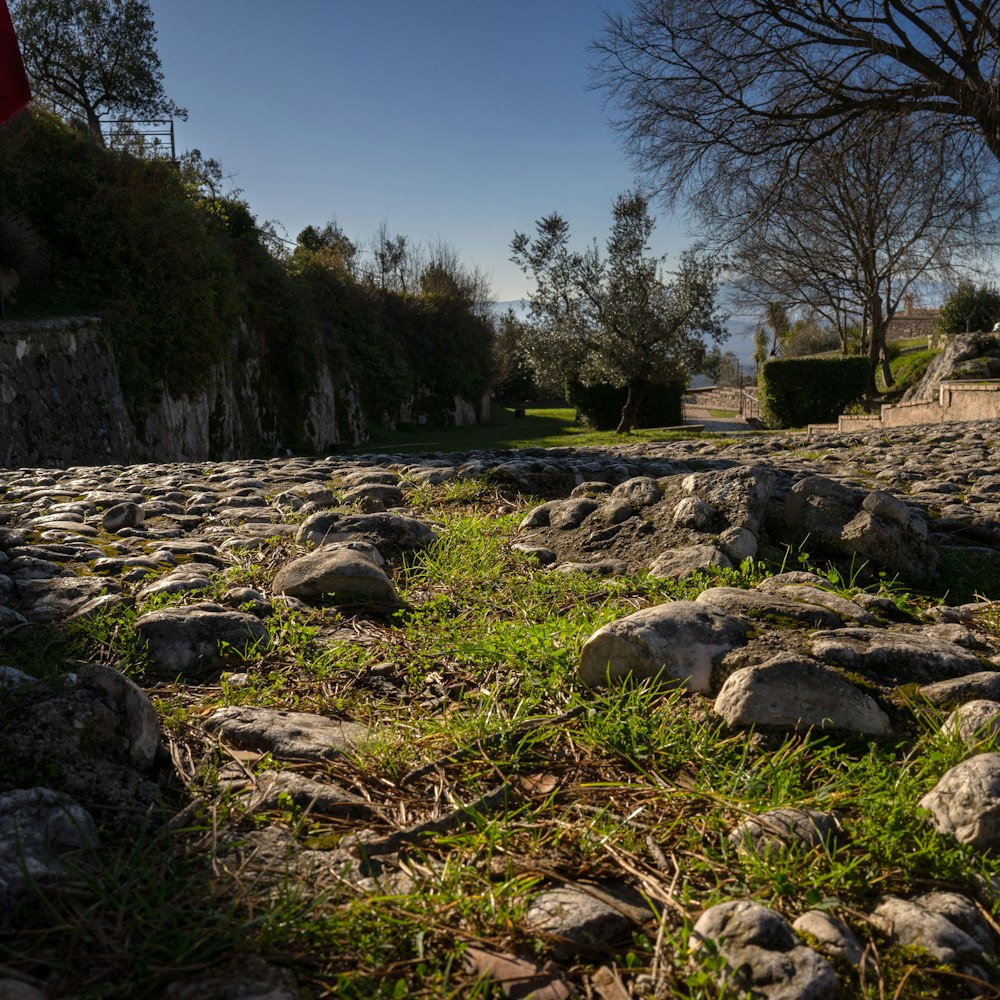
0,0,30,125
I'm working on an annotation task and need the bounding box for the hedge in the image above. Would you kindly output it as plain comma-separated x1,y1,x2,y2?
567,379,684,430
758,356,869,428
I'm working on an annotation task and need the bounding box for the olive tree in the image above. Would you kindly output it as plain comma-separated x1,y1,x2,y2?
10,0,184,142
511,191,725,433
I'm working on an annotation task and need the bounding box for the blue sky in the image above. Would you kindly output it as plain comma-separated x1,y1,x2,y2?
145,0,695,303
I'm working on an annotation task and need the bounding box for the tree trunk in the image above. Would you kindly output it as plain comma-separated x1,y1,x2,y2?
866,290,885,397
85,108,106,146
616,378,648,434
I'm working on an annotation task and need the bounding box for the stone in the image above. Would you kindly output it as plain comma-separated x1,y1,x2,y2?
812,628,982,684
595,498,635,525
571,480,613,497
767,585,878,626
610,476,662,508
134,602,269,674
912,891,995,956
920,672,1000,708
811,628,984,685
342,483,404,510
861,489,911,525
729,808,843,856
792,911,863,967
719,525,758,563
649,544,732,579
203,706,368,762
873,896,985,969
579,601,748,691
14,574,124,624
782,475,862,548
0,788,98,928
838,508,938,583
682,464,775,533
272,544,398,605
549,498,601,530
943,699,1000,748
919,753,1000,850
6,555,68,581
249,771,379,820
714,655,891,735
696,587,845,628
519,501,556,529
0,665,35,686
102,501,144,532
221,586,272,617
297,511,437,553
510,542,557,565
524,882,652,960
74,663,161,769
137,563,216,600
0,606,26,625
782,475,938,581
551,558,628,576
672,497,719,530
691,900,839,999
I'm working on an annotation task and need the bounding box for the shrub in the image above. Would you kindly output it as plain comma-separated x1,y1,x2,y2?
567,379,684,430
936,280,1000,337
0,109,494,441
758,356,869,427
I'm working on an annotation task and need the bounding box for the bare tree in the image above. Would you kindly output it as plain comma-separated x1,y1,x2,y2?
367,222,412,292
420,239,493,318
718,116,997,389
595,1,1000,194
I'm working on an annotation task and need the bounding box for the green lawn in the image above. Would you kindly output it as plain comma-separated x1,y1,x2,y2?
352,405,704,454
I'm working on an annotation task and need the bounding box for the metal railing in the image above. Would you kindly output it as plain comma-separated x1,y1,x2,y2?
740,388,760,421
101,118,176,163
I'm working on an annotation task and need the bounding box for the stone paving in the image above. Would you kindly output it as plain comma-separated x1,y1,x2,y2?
3,419,1000,996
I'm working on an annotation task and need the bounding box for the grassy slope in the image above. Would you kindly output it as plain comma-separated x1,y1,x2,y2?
878,340,940,401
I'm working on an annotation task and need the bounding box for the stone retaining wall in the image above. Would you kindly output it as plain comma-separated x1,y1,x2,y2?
835,380,1000,432
0,318,134,467
0,318,488,466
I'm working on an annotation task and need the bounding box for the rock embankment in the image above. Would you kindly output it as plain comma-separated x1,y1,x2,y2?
3,420,1000,996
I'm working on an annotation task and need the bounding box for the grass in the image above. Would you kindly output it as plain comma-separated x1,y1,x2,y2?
3,474,1000,998
878,344,940,401
353,405,707,454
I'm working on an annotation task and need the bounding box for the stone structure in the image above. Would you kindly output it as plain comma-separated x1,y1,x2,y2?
886,293,940,342
835,379,1000,432
824,331,1000,432
0,318,486,466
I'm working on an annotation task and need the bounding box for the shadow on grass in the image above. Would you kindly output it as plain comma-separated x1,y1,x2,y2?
351,405,703,456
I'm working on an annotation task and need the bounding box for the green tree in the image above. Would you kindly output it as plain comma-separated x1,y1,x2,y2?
295,222,357,276
491,308,537,403
937,281,1000,336
10,0,185,142
511,191,725,433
